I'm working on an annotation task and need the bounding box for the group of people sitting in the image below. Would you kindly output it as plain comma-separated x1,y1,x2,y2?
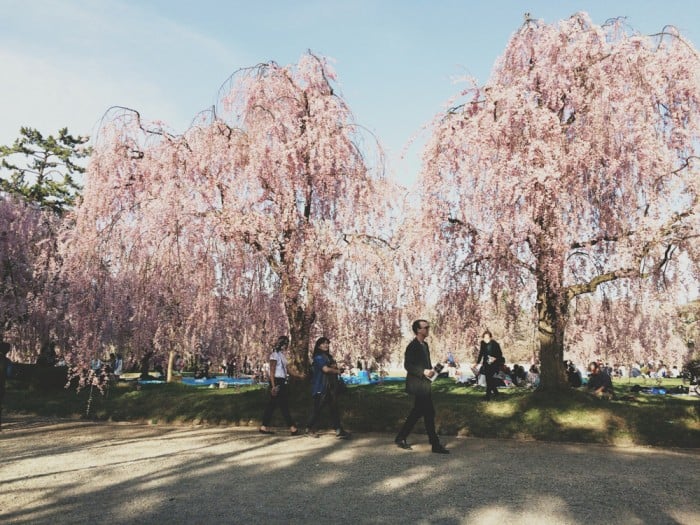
452,362,541,389
448,332,616,400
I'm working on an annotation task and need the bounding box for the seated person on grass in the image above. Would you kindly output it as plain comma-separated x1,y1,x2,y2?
586,361,614,399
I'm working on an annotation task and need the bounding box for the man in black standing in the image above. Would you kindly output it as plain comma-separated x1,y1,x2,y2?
394,319,449,454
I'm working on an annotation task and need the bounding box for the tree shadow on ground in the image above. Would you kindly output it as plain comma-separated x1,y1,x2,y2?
1,416,698,524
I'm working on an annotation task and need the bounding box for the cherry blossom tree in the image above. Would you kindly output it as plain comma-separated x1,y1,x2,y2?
0,195,68,359
314,237,404,368
565,285,688,369
61,111,286,384
64,52,398,379
418,13,700,390
203,52,394,375
0,127,87,360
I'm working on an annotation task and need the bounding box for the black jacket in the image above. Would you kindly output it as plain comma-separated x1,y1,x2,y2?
404,338,432,396
477,339,503,366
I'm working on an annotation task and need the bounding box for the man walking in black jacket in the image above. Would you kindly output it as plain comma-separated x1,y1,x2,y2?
394,319,449,454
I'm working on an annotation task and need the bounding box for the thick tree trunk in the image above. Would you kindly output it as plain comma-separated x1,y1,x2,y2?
285,299,316,378
536,279,569,392
278,266,317,378
537,324,567,391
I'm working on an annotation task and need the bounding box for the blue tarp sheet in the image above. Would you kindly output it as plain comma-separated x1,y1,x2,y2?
137,376,256,386
343,373,405,385
181,377,255,387
139,375,404,386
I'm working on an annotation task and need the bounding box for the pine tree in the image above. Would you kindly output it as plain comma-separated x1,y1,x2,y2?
0,127,90,214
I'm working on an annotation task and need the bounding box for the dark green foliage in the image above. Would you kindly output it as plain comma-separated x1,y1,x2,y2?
0,127,90,213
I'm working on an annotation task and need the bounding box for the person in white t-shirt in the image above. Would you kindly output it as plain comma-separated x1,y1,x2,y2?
259,336,299,436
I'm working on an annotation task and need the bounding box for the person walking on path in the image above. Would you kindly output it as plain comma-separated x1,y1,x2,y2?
306,337,350,439
477,330,504,401
394,319,449,454
259,336,299,436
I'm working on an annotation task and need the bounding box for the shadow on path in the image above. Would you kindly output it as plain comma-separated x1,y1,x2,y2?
1,414,699,524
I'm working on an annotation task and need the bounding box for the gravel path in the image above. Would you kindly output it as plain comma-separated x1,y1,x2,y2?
1,414,699,524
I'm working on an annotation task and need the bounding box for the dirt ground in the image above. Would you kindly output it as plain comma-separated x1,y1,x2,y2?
1,414,699,524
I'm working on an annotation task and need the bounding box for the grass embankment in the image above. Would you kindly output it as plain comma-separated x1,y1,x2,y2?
4,377,699,448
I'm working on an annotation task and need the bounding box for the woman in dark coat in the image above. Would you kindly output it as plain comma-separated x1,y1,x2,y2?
306,337,349,439
477,330,504,400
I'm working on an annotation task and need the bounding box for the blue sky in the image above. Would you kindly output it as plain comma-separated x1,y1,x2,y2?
2,0,699,187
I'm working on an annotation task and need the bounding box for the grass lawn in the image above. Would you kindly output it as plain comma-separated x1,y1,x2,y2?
3,376,698,448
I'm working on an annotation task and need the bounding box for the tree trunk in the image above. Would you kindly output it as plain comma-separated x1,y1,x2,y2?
537,324,567,391
166,350,175,383
285,299,315,378
536,280,569,392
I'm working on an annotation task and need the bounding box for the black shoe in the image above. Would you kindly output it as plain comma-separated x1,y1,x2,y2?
336,429,350,439
432,444,450,454
395,438,412,450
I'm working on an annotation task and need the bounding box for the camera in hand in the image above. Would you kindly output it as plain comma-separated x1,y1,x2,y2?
429,363,444,382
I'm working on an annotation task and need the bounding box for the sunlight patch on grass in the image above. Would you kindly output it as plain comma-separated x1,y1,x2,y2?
552,410,607,430
482,401,518,417
610,432,637,447
684,419,700,431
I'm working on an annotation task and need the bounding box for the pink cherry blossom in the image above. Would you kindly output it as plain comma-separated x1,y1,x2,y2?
417,13,699,390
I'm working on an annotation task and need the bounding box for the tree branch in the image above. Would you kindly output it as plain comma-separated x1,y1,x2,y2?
342,233,397,251
566,267,642,301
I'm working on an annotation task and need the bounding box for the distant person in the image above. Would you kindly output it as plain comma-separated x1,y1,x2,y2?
586,361,614,399
259,336,299,436
526,364,540,388
630,362,642,378
455,365,476,385
306,337,350,439
511,364,527,386
477,330,504,400
394,319,449,454
139,350,154,380
657,362,668,379
566,361,582,388
0,341,11,430
112,353,123,381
